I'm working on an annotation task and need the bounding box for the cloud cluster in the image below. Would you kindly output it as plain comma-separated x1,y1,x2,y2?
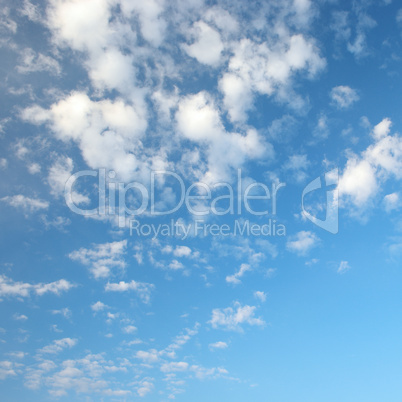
69,240,127,279
339,118,402,212
209,302,265,331
0,276,74,299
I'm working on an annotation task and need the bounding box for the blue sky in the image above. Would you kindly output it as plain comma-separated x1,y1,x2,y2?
1,0,402,400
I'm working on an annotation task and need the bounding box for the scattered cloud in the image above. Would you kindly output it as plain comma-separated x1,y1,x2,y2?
286,231,319,255
338,118,402,212
69,240,127,279
1,195,49,214
226,263,251,285
160,361,189,373
253,291,267,303
91,301,108,312
0,276,75,299
284,154,310,182
330,86,359,109
14,314,28,321
38,338,77,354
384,193,401,212
209,341,228,350
17,48,61,75
337,261,351,274
51,308,72,319
209,302,265,331
105,280,154,304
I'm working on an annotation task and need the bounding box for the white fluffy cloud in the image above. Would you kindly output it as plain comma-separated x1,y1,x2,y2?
105,280,154,303
0,361,17,381
284,154,310,182
286,231,319,255
17,48,61,75
226,263,251,285
69,240,127,279
330,85,359,108
254,291,267,303
39,338,77,354
160,361,189,373
1,195,49,214
91,301,108,312
176,91,268,182
48,155,89,205
0,275,74,299
183,21,224,66
338,118,402,210
220,33,325,123
209,341,228,350
384,193,400,212
209,302,265,331
22,93,148,181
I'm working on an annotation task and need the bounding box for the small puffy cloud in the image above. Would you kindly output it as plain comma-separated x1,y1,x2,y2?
253,291,267,303
338,157,377,207
209,341,228,350
136,379,154,398
160,361,189,373
168,260,184,270
162,245,192,258
7,351,26,359
265,268,277,278
35,280,74,296
91,301,108,312
330,86,359,108
38,338,77,354
122,325,137,334
121,0,166,47
190,365,228,380
384,193,400,212
219,33,325,123
372,118,391,140
105,280,154,304
337,261,351,274
209,302,265,331
48,156,89,204
14,314,28,321
28,163,41,174
183,21,224,66
0,275,74,299
51,308,72,319
0,158,7,169
173,246,192,258
286,231,319,255
338,118,402,211
0,361,17,380
135,349,159,364
17,48,61,75
284,154,310,182
313,114,329,140
397,9,402,25
226,263,251,285
69,240,127,279
21,92,148,181
176,91,268,183
1,195,49,214
19,0,42,22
